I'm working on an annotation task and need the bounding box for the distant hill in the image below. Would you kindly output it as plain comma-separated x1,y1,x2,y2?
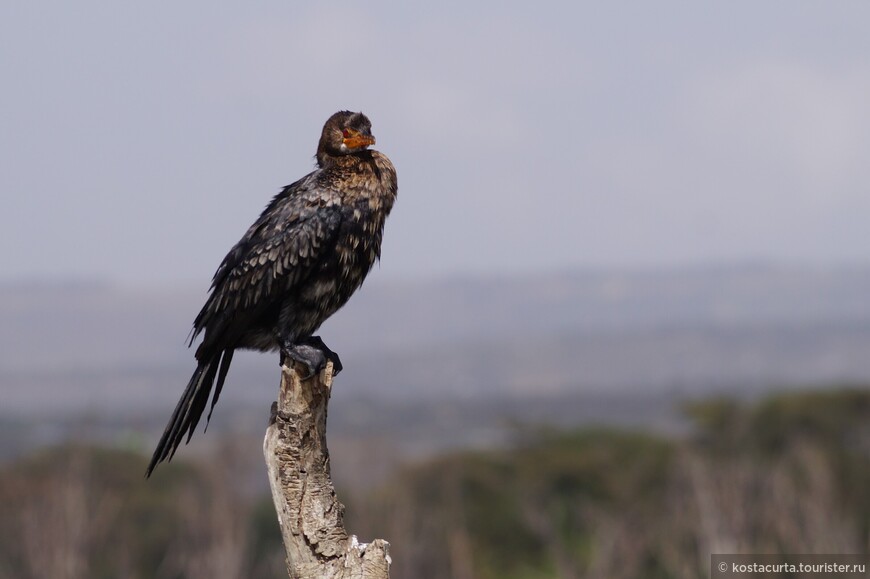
3,264,870,417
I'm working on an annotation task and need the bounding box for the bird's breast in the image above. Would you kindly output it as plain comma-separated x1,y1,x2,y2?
284,151,396,332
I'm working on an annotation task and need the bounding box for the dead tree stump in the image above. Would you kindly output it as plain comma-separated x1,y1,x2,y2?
263,361,391,579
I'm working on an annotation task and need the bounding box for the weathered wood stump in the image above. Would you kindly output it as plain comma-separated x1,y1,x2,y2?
263,361,391,579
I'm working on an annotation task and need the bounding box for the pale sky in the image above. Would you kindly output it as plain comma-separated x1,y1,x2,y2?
2,2,869,284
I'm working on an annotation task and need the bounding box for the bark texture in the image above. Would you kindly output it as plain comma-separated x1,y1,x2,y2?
264,361,391,579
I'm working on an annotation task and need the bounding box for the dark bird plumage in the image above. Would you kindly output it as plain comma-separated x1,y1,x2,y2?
146,111,397,476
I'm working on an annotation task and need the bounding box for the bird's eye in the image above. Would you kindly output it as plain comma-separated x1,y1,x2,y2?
342,129,351,138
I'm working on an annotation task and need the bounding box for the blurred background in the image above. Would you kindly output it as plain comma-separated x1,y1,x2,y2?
1,2,869,578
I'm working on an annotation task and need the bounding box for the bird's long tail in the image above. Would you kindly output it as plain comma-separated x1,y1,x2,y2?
145,348,234,477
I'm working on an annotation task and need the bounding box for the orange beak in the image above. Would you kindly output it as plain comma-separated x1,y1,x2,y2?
343,134,376,149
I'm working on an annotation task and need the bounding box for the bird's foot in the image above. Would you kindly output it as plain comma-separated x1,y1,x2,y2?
280,336,343,379
301,336,343,375
280,343,327,379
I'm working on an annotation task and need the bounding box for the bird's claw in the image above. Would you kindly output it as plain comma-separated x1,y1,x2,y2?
280,344,326,380
302,336,343,375
280,336,343,379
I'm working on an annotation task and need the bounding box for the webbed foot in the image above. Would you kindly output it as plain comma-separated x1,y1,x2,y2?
301,335,343,375
279,336,343,379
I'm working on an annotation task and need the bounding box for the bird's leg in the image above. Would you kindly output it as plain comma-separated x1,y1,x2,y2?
279,335,342,379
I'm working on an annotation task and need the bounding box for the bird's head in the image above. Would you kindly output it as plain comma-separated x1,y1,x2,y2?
317,111,376,166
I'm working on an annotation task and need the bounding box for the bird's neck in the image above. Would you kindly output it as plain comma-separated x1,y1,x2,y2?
316,149,332,168
316,150,370,169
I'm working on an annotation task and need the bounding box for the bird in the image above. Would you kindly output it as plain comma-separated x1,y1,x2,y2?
146,111,397,476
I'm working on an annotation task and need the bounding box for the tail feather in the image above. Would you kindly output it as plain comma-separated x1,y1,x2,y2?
145,348,234,477
181,358,220,445
207,349,234,427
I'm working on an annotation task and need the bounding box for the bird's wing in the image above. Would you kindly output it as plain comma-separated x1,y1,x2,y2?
191,175,343,349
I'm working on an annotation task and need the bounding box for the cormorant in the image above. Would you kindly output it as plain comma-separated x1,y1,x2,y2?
146,111,397,476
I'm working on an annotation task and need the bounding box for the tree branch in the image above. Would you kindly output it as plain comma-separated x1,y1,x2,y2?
264,361,391,579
